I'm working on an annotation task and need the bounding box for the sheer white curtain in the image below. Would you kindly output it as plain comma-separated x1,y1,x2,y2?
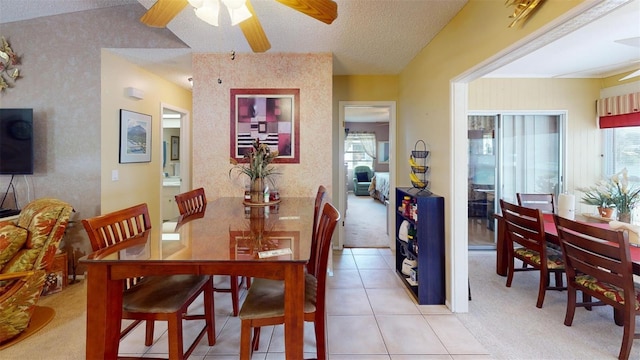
346,132,377,160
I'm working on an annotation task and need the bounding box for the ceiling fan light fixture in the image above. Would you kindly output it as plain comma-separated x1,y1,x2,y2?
228,4,252,26
222,0,247,10
194,0,220,26
187,0,204,8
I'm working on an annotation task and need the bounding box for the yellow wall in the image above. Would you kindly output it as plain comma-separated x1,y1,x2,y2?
100,50,193,232
399,0,585,309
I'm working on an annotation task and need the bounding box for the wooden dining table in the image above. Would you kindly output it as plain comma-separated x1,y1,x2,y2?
81,197,315,359
495,212,640,276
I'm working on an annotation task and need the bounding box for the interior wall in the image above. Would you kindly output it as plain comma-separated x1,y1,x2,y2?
468,77,602,214
100,50,193,240
399,0,586,311
191,53,333,200
332,76,399,206
0,4,188,265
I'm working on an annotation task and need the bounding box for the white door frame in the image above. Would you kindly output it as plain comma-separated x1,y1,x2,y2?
337,101,396,249
160,103,191,221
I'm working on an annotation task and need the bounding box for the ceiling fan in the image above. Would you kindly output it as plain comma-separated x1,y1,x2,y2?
140,0,338,53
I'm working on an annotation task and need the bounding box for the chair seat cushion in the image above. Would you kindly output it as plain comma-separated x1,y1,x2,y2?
123,275,209,313
575,275,640,310
514,248,564,269
239,274,316,320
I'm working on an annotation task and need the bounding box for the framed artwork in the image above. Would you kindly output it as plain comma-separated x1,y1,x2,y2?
119,109,152,163
378,141,389,164
171,136,180,160
230,88,300,164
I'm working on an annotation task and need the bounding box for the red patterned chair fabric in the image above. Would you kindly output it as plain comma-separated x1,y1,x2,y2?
0,198,73,345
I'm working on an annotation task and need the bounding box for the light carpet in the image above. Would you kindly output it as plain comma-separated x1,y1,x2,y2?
457,251,640,360
343,193,388,248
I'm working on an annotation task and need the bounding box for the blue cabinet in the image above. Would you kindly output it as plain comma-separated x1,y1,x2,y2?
395,187,445,304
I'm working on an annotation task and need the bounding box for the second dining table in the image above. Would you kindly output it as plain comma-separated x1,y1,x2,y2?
81,196,315,359
495,212,640,276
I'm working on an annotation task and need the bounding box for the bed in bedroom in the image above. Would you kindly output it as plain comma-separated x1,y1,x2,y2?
368,172,390,203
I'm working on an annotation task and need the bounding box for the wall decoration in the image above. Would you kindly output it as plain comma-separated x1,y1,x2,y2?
378,141,389,164
119,109,152,163
171,136,180,160
506,0,546,28
0,36,21,92
230,88,300,164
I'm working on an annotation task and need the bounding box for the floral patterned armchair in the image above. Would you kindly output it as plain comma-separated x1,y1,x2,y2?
0,198,74,345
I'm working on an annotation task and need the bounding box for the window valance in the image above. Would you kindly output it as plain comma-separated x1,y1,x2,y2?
597,92,640,128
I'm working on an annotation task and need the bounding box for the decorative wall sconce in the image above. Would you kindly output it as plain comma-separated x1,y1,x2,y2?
0,37,21,93
506,0,546,28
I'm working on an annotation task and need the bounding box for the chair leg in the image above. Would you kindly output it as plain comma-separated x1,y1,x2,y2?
506,256,515,288
144,320,154,346
167,313,185,360
230,276,240,316
314,316,327,360
536,269,547,308
583,292,593,311
564,287,577,326
252,327,261,351
618,309,635,360
239,319,252,360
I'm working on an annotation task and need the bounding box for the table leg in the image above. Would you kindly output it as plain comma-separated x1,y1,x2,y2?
283,264,305,359
85,264,123,359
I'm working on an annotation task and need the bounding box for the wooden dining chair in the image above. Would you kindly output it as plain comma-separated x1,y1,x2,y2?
174,187,249,316
500,200,565,308
81,203,215,359
174,187,207,215
554,215,640,360
238,202,340,360
517,193,555,214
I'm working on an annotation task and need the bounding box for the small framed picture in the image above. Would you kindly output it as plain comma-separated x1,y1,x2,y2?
171,136,180,160
119,109,152,163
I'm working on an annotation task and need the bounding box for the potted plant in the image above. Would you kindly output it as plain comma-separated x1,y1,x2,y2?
578,181,616,218
229,138,279,203
610,168,640,223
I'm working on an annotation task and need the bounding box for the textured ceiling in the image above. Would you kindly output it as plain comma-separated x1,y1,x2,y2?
1,0,638,91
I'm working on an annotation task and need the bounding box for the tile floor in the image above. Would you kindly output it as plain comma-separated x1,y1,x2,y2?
118,248,491,359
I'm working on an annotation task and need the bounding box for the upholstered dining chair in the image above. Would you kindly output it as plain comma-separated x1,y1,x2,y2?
554,215,640,360
238,201,340,360
82,203,215,359
174,187,250,317
516,193,555,214
500,200,565,308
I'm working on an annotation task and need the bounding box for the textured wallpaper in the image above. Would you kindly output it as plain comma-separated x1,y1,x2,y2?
192,53,333,200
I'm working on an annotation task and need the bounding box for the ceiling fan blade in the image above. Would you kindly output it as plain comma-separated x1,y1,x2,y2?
140,0,189,28
275,0,337,24
239,0,271,53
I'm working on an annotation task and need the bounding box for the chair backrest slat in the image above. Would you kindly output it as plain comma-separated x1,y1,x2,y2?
501,200,546,253
82,203,151,252
309,185,328,275
312,202,340,314
517,193,555,214
175,188,207,216
554,215,631,293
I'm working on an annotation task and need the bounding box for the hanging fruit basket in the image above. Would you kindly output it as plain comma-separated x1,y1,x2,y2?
409,140,430,191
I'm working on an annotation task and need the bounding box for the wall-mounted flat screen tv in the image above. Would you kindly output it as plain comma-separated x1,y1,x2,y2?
0,109,34,175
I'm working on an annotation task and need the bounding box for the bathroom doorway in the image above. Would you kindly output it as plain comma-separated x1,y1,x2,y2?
161,104,190,221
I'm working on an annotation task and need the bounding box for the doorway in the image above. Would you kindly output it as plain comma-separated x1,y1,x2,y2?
338,102,396,249
467,113,566,249
161,104,190,222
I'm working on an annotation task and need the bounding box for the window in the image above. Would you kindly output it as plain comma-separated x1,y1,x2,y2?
603,126,640,181
345,133,375,170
